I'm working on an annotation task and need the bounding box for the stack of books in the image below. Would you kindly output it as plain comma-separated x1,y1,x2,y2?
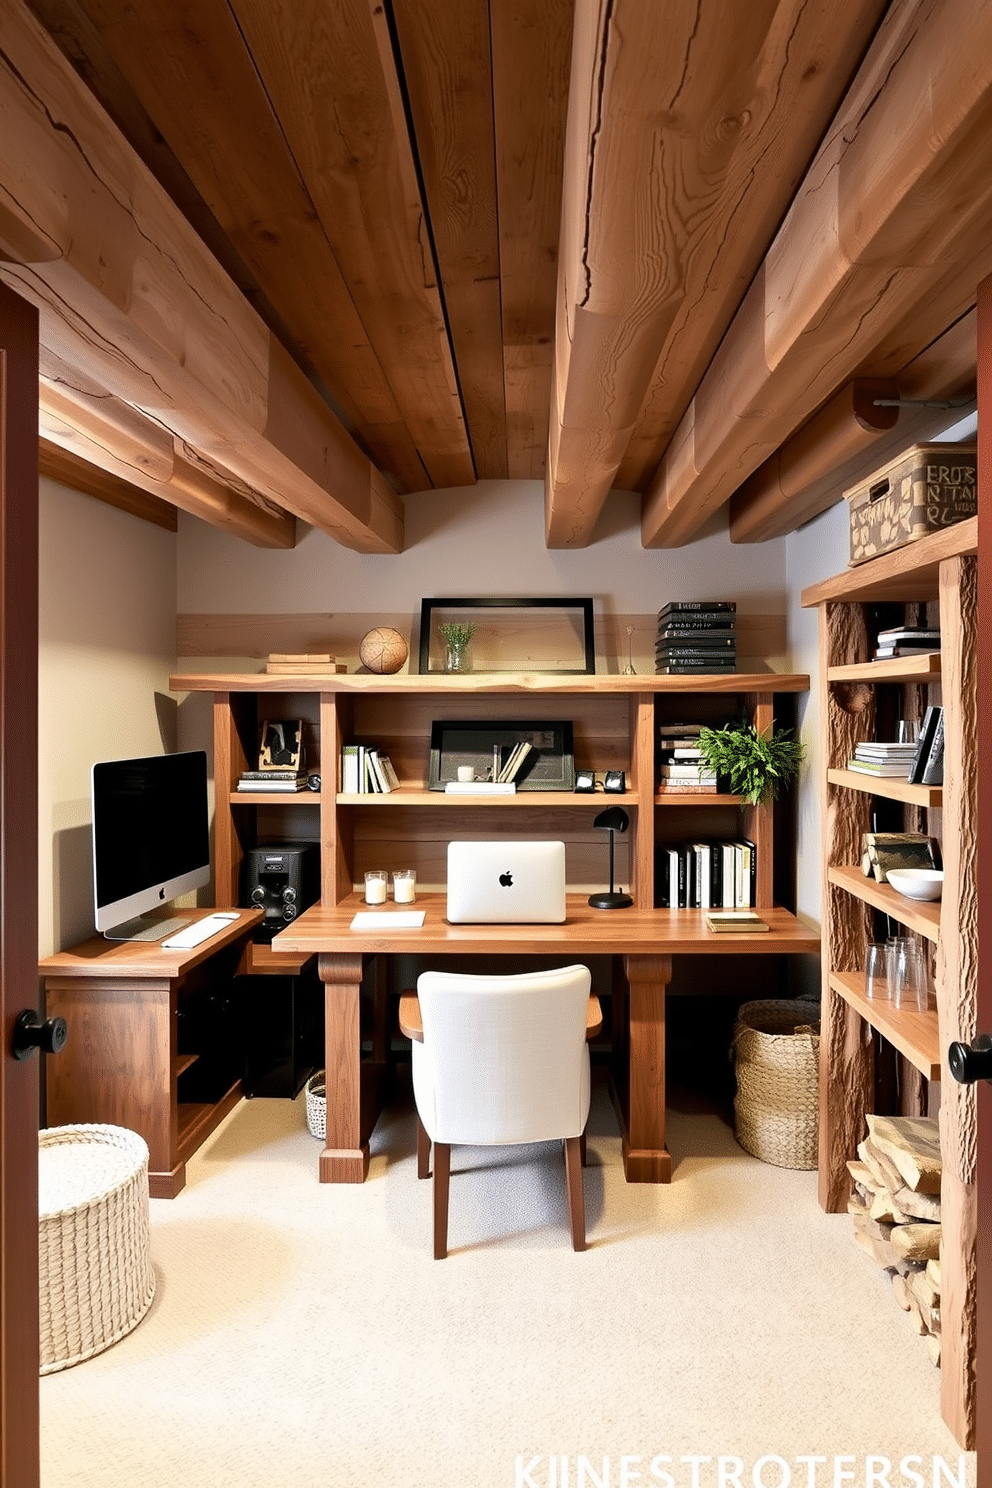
237,769,307,792
845,740,918,778
265,652,347,674
340,745,400,794
655,601,737,674
657,723,717,793
873,626,940,661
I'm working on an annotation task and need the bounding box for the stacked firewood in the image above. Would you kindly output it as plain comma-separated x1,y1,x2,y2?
847,1113,942,1366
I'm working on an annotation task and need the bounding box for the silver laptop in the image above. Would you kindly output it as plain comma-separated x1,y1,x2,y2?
446,841,567,924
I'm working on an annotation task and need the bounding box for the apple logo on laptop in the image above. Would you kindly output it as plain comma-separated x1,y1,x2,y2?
499,871,513,887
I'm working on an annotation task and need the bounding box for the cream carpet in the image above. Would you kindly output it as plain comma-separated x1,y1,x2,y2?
40,1075,974,1488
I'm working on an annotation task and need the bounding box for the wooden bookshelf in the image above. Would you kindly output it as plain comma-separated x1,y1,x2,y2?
826,768,941,808
826,864,941,943
828,971,940,1079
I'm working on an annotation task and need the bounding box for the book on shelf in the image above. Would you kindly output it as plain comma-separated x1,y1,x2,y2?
656,641,737,656
658,745,705,758
658,601,736,617
852,741,918,756
845,759,914,777
267,652,336,663
236,774,307,792
657,723,704,737
657,838,754,909
265,661,347,674
656,662,736,674
919,710,944,786
908,706,943,785
657,622,737,637
875,627,941,644
656,781,718,794
660,764,717,779
861,832,938,883
340,745,401,794
705,911,769,933
496,740,534,783
873,645,940,660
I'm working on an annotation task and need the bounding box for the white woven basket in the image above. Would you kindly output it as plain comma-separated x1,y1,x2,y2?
305,1071,326,1140
38,1123,156,1374
731,1000,820,1170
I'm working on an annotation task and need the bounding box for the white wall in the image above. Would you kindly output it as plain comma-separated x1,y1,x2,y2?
178,481,788,624
784,501,851,993
39,480,178,953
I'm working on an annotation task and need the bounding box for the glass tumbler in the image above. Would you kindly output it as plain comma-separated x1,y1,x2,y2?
864,942,891,1000
392,869,417,904
364,870,389,905
888,938,928,1010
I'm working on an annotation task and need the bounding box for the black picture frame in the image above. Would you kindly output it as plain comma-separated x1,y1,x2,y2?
418,597,596,674
428,719,576,792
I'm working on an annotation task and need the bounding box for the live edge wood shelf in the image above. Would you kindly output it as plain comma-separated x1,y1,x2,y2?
801,515,977,1448
167,669,812,913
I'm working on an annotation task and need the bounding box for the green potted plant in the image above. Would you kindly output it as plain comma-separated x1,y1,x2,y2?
695,717,804,805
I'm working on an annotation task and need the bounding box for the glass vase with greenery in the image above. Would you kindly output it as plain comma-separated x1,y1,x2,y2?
695,718,804,805
437,621,476,673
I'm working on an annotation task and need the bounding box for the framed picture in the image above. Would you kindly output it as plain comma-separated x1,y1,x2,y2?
258,718,304,772
428,719,576,792
418,597,595,674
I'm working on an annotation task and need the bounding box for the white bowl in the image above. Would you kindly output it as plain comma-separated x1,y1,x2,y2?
885,868,944,901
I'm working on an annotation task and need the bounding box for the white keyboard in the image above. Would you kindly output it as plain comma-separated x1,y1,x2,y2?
160,913,240,950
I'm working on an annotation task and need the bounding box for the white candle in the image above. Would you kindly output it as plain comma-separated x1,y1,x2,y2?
364,872,388,904
393,870,416,904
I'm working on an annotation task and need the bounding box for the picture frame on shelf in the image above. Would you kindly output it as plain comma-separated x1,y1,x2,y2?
427,719,576,792
418,597,596,674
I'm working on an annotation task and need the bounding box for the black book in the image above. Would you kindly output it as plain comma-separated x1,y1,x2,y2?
656,661,736,674
656,640,737,655
920,708,945,786
710,842,723,907
908,706,940,784
740,837,757,908
658,601,736,617
657,623,737,637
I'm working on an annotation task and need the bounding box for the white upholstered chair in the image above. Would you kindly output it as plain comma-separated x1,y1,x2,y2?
399,964,601,1258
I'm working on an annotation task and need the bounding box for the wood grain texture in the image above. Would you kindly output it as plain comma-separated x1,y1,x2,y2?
801,515,978,607
491,0,572,479
67,0,433,493
547,0,889,545
391,0,506,479
620,956,672,1182
39,439,177,531
0,0,403,551
819,602,875,1212
316,954,370,1182
936,553,978,1446
642,0,992,547
0,281,40,1488
975,271,992,1468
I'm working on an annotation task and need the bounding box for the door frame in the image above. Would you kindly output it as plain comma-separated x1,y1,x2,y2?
976,276,990,1484
0,282,40,1487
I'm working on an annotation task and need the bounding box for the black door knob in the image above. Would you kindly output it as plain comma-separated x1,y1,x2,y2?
12,1009,68,1061
947,1033,992,1085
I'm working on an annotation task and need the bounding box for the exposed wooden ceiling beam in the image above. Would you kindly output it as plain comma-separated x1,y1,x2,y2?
729,314,977,542
59,0,460,494
642,0,992,548
491,0,573,481
39,441,178,530
390,0,506,480
544,0,888,548
38,355,296,547
0,0,403,553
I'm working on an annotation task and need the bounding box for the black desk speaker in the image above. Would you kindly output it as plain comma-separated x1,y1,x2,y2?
243,843,320,942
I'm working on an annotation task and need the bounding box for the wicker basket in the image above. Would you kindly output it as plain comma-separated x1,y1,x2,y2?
305,1071,326,1140
38,1124,156,1374
731,1000,820,1169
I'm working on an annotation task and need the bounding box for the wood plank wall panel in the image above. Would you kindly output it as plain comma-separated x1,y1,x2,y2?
491,0,573,480
391,0,505,479
68,0,431,494
547,0,888,546
642,0,992,548
232,0,473,489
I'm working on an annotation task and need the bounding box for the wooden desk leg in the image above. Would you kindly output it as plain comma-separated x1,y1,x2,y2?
616,954,672,1183
318,953,374,1183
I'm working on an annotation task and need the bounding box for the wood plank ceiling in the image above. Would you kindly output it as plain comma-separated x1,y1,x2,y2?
5,0,990,551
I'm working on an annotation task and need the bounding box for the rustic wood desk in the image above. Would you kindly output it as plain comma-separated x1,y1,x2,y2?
275,896,819,1185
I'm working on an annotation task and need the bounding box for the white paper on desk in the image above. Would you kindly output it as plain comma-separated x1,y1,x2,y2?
349,910,426,929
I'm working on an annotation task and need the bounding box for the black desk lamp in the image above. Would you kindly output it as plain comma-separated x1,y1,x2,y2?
588,806,633,909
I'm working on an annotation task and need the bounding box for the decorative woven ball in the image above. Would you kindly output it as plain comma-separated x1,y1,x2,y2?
359,626,408,674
